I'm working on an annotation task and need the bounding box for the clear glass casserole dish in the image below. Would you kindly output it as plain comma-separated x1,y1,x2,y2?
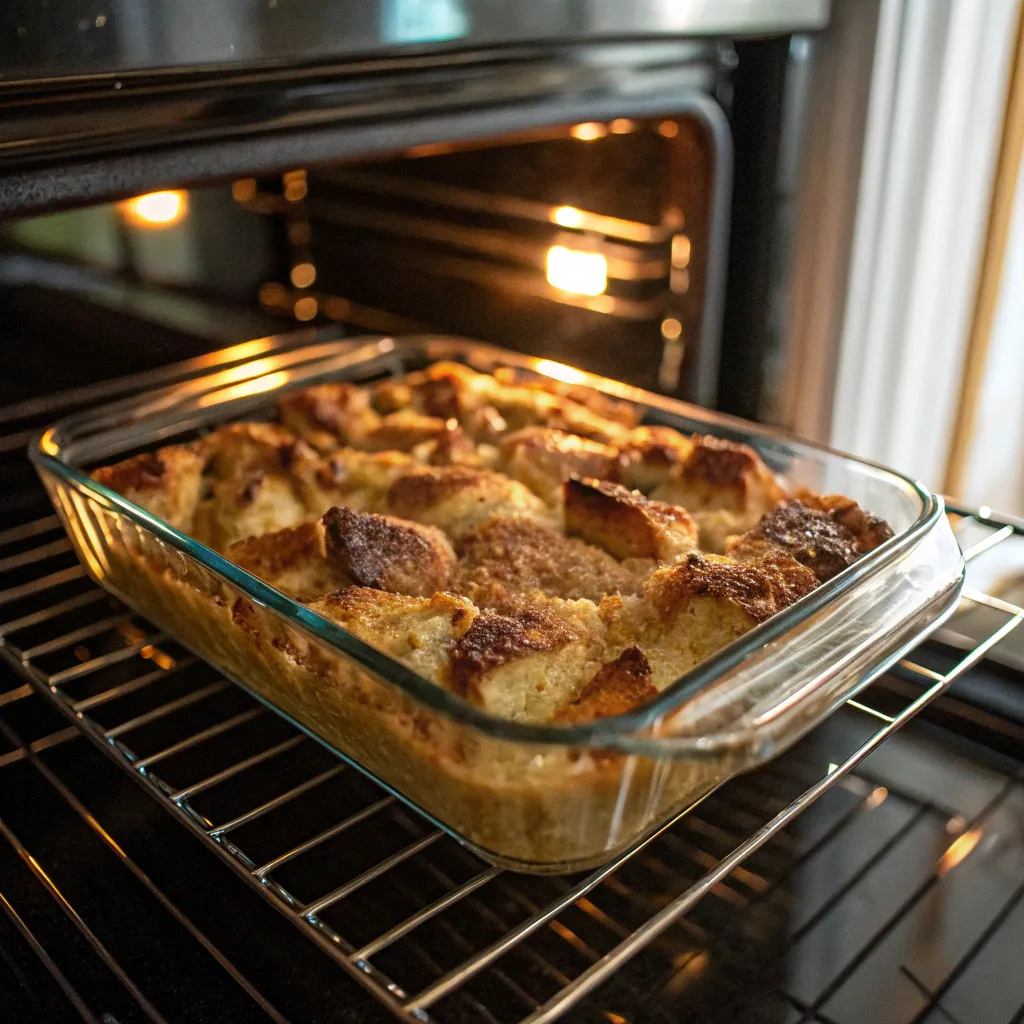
30,335,965,873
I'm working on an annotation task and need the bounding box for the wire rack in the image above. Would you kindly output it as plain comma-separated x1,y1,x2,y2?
2,403,1024,1022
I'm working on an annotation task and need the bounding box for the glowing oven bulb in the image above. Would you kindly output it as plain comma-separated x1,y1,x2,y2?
545,246,608,297
120,190,188,228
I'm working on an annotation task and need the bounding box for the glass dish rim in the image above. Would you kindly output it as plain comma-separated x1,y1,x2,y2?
30,334,944,751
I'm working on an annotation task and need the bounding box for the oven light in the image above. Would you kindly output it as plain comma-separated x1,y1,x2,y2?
571,122,607,141
120,190,188,228
546,245,607,297
552,206,584,228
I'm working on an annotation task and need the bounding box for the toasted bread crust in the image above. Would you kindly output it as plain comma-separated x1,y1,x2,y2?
322,506,455,597
646,550,818,624
564,478,698,562
278,381,380,451
552,647,656,724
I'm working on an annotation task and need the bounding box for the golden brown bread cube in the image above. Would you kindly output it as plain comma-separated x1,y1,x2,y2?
321,506,455,597
618,426,694,492
299,588,479,686
603,548,817,689
564,478,698,563
499,427,621,504
361,410,460,453
449,597,606,721
226,518,348,601
727,496,894,583
651,434,784,552
550,647,657,724
91,443,205,533
292,448,415,516
227,507,455,600
452,514,651,609
277,381,381,451
386,465,551,541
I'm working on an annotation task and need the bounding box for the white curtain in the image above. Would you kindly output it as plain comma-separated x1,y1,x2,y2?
828,0,1020,489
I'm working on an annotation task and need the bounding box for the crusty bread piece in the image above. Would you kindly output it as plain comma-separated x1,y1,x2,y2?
386,465,552,541
226,519,347,600
603,548,818,690
452,514,651,609
727,496,893,583
564,478,698,563
278,381,381,451
372,360,630,445
292,447,414,516
449,597,607,721
91,443,205,533
499,427,621,504
306,587,477,685
361,410,460,453
794,491,895,552
551,647,657,724
618,426,694,492
492,367,643,427
321,506,455,597
651,434,784,552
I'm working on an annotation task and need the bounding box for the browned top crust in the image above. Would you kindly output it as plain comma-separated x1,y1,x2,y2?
681,435,782,505
199,422,305,477
385,464,548,539
551,647,656,724
361,411,460,453
387,464,492,512
278,381,380,451
91,444,205,532
322,506,455,597
450,608,583,700
229,518,323,578
453,515,648,607
737,500,858,582
564,478,698,562
499,427,621,502
795,491,895,552
646,550,818,623
93,450,165,493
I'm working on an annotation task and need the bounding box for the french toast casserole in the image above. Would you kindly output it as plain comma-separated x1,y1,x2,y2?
84,358,896,869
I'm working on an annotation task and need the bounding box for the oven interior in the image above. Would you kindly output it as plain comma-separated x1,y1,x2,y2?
1,101,1024,1024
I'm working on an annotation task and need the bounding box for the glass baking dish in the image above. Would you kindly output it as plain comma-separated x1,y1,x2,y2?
31,335,965,873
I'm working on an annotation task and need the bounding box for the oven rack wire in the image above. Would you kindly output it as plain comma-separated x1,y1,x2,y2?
0,493,1021,1023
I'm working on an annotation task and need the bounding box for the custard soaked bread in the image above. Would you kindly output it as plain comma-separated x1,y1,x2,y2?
92,362,893,733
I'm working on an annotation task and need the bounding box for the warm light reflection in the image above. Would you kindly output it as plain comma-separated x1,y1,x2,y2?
197,370,292,407
552,205,584,228
609,118,634,134
290,262,317,288
534,359,589,385
294,296,319,321
865,785,888,810
546,245,608,296
571,122,607,141
661,317,682,341
120,190,188,228
938,829,982,876
658,120,680,138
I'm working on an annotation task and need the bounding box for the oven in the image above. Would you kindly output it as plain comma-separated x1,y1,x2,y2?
2,3,1024,1022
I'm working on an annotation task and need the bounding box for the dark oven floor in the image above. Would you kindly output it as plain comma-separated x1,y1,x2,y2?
1,336,1024,1024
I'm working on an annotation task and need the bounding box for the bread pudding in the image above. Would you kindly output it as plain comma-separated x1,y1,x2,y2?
87,359,895,868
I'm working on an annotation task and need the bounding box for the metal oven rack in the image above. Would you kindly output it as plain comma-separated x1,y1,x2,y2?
1,358,1023,1023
